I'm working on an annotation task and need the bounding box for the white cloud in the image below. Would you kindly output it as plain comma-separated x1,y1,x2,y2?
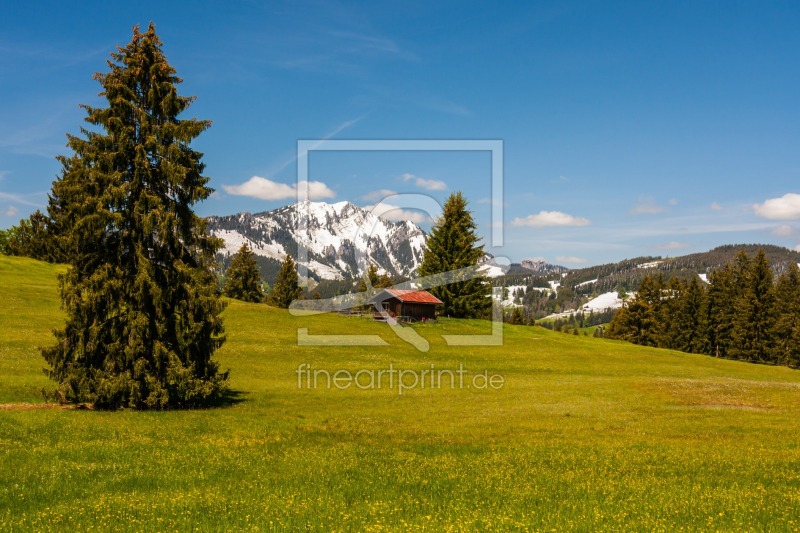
361,189,397,202
661,241,689,250
668,198,679,206
556,256,587,264
753,193,800,220
416,178,447,191
772,225,794,237
223,176,335,201
629,198,667,215
4,205,18,217
364,203,429,224
511,211,590,228
710,201,722,211
297,181,336,200
795,244,800,253
400,173,446,191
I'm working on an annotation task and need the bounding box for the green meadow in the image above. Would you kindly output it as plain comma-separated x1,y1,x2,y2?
1,255,800,531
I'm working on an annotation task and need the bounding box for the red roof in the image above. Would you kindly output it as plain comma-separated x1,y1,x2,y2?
383,289,443,304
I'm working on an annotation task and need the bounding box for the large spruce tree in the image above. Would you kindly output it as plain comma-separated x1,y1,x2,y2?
223,244,265,303
269,254,302,308
41,24,227,409
418,192,490,318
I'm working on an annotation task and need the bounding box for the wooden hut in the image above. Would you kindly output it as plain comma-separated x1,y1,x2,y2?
370,289,442,321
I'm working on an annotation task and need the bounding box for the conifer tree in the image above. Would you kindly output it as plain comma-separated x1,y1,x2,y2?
659,276,685,349
41,24,227,409
269,254,302,308
0,228,11,255
418,192,490,318
606,298,659,346
356,264,392,293
707,264,737,358
5,210,65,262
355,263,392,310
673,276,709,354
731,249,775,362
636,274,667,345
223,244,265,303
772,262,800,367
505,306,524,325
636,273,664,308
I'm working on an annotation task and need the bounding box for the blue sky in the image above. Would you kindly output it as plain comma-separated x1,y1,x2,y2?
2,1,800,266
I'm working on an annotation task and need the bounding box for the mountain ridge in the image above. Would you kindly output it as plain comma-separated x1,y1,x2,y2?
206,201,427,284
205,202,800,299
498,243,800,320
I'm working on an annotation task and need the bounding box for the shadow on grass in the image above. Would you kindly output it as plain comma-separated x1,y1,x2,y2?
203,388,249,409
36,386,251,411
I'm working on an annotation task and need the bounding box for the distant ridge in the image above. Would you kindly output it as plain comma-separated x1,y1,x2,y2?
518,258,569,275
496,244,800,320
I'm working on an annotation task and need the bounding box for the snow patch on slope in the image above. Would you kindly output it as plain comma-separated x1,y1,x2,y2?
637,260,662,269
544,290,633,319
495,285,527,307
582,291,629,312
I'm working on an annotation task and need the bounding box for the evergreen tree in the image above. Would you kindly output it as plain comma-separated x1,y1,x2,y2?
269,254,302,308
636,274,667,345
659,276,685,349
355,263,392,310
356,264,392,293
418,192,490,318
0,227,15,255
5,211,65,262
772,262,800,367
673,276,709,354
617,286,630,305
505,306,524,325
636,273,664,308
40,24,227,409
707,264,737,358
223,244,265,303
732,250,752,288
606,298,659,346
731,249,775,362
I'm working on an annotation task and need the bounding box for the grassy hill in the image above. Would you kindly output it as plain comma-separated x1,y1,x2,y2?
1,255,800,530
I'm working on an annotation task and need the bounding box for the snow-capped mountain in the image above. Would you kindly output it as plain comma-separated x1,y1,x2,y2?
519,258,569,275
206,201,427,281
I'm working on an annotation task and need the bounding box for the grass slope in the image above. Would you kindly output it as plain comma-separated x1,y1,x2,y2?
1,255,800,530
